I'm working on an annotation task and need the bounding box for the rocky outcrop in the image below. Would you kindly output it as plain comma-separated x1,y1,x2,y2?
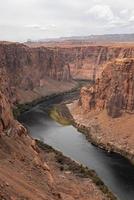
80,58,134,118
0,91,13,133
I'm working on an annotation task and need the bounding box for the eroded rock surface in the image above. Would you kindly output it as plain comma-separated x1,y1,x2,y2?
80,58,134,117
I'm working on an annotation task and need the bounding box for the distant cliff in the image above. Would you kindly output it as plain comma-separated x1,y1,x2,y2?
27,44,134,80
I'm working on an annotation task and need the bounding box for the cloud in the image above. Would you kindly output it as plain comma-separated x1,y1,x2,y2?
25,24,42,29
0,0,134,41
120,9,129,16
129,11,134,22
24,24,56,31
86,4,134,30
86,4,114,21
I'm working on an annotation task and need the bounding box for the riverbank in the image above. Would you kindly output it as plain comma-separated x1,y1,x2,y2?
16,82,120,199
13,81,77,118
36,140,118,200
40,95,134,166
12,80,120,200
14,80,92,118
67,100,134,165
0,123,117,200
20,97,134,200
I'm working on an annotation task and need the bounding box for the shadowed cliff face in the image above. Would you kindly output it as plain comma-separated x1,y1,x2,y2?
0,43,72,100
80,58,134,118
48,45,134,80
0,91,13,132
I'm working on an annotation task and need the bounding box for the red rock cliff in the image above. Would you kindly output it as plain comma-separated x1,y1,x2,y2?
1,42,134,102
80,58,134,118
29,44,134,80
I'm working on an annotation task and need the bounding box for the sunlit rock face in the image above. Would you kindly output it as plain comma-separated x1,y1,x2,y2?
48,45,134,80
0,43,71,96
79,58,134,118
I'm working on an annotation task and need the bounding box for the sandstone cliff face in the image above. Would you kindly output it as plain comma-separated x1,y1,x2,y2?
0,91,13,133
31,45,134,80
80,58,134,118
0,42,73,103
1,43,134,103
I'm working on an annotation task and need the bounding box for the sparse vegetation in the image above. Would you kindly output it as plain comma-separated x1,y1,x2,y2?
49,105,72,125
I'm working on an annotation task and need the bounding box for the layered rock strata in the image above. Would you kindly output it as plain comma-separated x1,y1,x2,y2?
80,58,134,117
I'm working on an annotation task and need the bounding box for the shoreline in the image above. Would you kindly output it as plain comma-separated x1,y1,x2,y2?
67,102,134,165
17,85,134,200
13,83,79,118
73,122,134,165
36,139,118,200
14,79,92,118
17,85,134,166
17,84,119,199
49,102,134,166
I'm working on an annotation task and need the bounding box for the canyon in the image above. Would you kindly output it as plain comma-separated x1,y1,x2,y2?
0,41,134,199
68,46,134,163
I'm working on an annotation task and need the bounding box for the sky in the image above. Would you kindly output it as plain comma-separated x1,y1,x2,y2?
0,0,134,41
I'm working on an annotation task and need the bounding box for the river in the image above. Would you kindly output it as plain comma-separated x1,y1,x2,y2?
19,94,134,200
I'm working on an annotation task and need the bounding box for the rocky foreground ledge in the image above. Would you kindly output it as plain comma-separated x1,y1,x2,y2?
0,127,117,200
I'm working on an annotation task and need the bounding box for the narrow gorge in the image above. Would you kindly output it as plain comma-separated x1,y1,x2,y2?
0,41,134,200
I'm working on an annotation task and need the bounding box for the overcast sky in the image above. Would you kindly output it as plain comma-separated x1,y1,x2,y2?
0,0,134,41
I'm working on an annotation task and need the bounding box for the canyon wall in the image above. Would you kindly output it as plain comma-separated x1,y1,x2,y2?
2,43,117,103
0,42,134,125
80,58,134,118
66,44,134,164
0,42,134,119
67,45,134,80
0,42,73,103
0,42,68,133
0,41,134,199
0,42,116,200
27,42,134,80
